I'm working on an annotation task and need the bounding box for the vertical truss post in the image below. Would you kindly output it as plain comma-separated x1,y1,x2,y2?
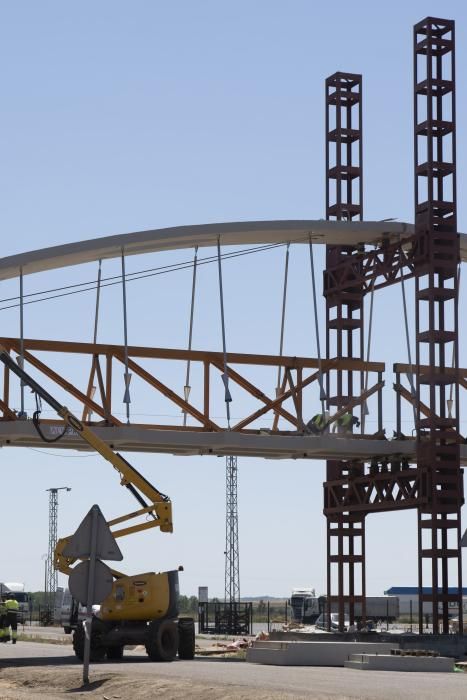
224,456,240,605
324,73,365,631
414,17,463,635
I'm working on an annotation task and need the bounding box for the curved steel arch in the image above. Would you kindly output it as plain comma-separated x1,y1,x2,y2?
0,218,434,281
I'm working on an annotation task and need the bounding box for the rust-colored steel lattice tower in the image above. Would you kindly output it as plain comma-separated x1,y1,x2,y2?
322,17,463,635
413,17,463,634
324,72,366,630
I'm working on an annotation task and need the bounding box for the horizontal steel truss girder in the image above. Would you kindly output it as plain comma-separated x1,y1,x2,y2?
0,337,384,435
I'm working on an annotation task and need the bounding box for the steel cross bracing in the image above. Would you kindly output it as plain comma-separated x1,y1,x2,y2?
224,456,240,603
325,72,366,631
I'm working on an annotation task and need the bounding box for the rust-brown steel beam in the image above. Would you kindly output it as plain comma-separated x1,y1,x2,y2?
113,352,221,431
232,368,319,431
82,356,97,422
13,345,122,426
3,359,11,418
394,362,467,377
0,337,384,371
0,397,16,420
272,372,288,432
94,357,109,422
211,360,299,430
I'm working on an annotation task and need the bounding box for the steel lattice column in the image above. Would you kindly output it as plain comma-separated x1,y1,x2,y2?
224,455,240,603
46,486,70,622
46,489,58,613
414,17,463,635
324,73,366,630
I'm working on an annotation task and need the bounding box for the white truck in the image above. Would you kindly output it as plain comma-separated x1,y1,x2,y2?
0,582,30,624
290,588,320,624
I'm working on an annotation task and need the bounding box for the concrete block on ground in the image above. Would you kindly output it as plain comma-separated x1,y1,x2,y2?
247,640,397,667
344,653,454,672
269,630,467,659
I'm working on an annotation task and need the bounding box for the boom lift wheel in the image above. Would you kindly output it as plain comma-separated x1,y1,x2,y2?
146,619,179,661
178,617,195,659
72,622,106,662
106,645,124,660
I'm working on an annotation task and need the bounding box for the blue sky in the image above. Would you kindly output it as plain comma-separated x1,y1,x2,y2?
1,1,467,598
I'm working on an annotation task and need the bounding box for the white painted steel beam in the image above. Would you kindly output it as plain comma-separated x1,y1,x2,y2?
0,419,466,464
1,219,465,281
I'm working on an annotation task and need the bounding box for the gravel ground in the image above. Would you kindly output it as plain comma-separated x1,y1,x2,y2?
1,639,466,700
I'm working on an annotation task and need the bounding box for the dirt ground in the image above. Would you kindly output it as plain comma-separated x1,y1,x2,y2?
0,667,308,700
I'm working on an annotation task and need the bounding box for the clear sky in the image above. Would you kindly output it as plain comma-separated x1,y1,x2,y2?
1,0,467,598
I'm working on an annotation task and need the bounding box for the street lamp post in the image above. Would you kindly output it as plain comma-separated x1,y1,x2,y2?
45,487,71,624
41,553,47,623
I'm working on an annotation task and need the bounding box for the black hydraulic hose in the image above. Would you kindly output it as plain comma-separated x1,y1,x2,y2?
32,409,67,443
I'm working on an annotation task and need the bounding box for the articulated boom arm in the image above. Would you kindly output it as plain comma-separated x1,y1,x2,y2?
0,346,173,576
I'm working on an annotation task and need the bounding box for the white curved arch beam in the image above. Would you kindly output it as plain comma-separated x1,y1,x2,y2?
1,220,465,281
0,219,436,281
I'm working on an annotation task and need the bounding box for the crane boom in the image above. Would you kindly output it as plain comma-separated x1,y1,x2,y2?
0,345,173,576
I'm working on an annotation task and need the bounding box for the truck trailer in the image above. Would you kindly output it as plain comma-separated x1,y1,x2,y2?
318,595,400,622
290,590,400,625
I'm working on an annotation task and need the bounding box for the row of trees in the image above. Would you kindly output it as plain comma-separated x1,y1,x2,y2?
26,592,288,624
179,595,199,614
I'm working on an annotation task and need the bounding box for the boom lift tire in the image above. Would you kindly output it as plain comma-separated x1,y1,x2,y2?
177,617,195,659
146,619,179,661
106,645,124,661
72,623,106,662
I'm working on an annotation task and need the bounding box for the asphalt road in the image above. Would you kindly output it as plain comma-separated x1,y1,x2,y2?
0,641,466,700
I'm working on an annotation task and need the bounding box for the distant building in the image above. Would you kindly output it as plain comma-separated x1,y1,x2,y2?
384,587,467,616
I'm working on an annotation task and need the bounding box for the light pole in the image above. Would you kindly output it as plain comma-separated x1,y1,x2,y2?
41,553,47,624
45,487,71,624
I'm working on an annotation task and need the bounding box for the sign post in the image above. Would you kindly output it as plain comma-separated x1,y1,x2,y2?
82,506,97,684
63,504,123,685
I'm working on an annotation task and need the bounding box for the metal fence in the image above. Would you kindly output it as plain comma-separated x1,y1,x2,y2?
198,602,252,635
198,601,289,635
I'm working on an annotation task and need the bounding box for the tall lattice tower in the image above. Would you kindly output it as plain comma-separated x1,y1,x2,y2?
46,487,71,618
224,456,240,603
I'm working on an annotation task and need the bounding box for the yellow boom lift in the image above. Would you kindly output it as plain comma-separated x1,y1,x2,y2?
0,346,195,662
